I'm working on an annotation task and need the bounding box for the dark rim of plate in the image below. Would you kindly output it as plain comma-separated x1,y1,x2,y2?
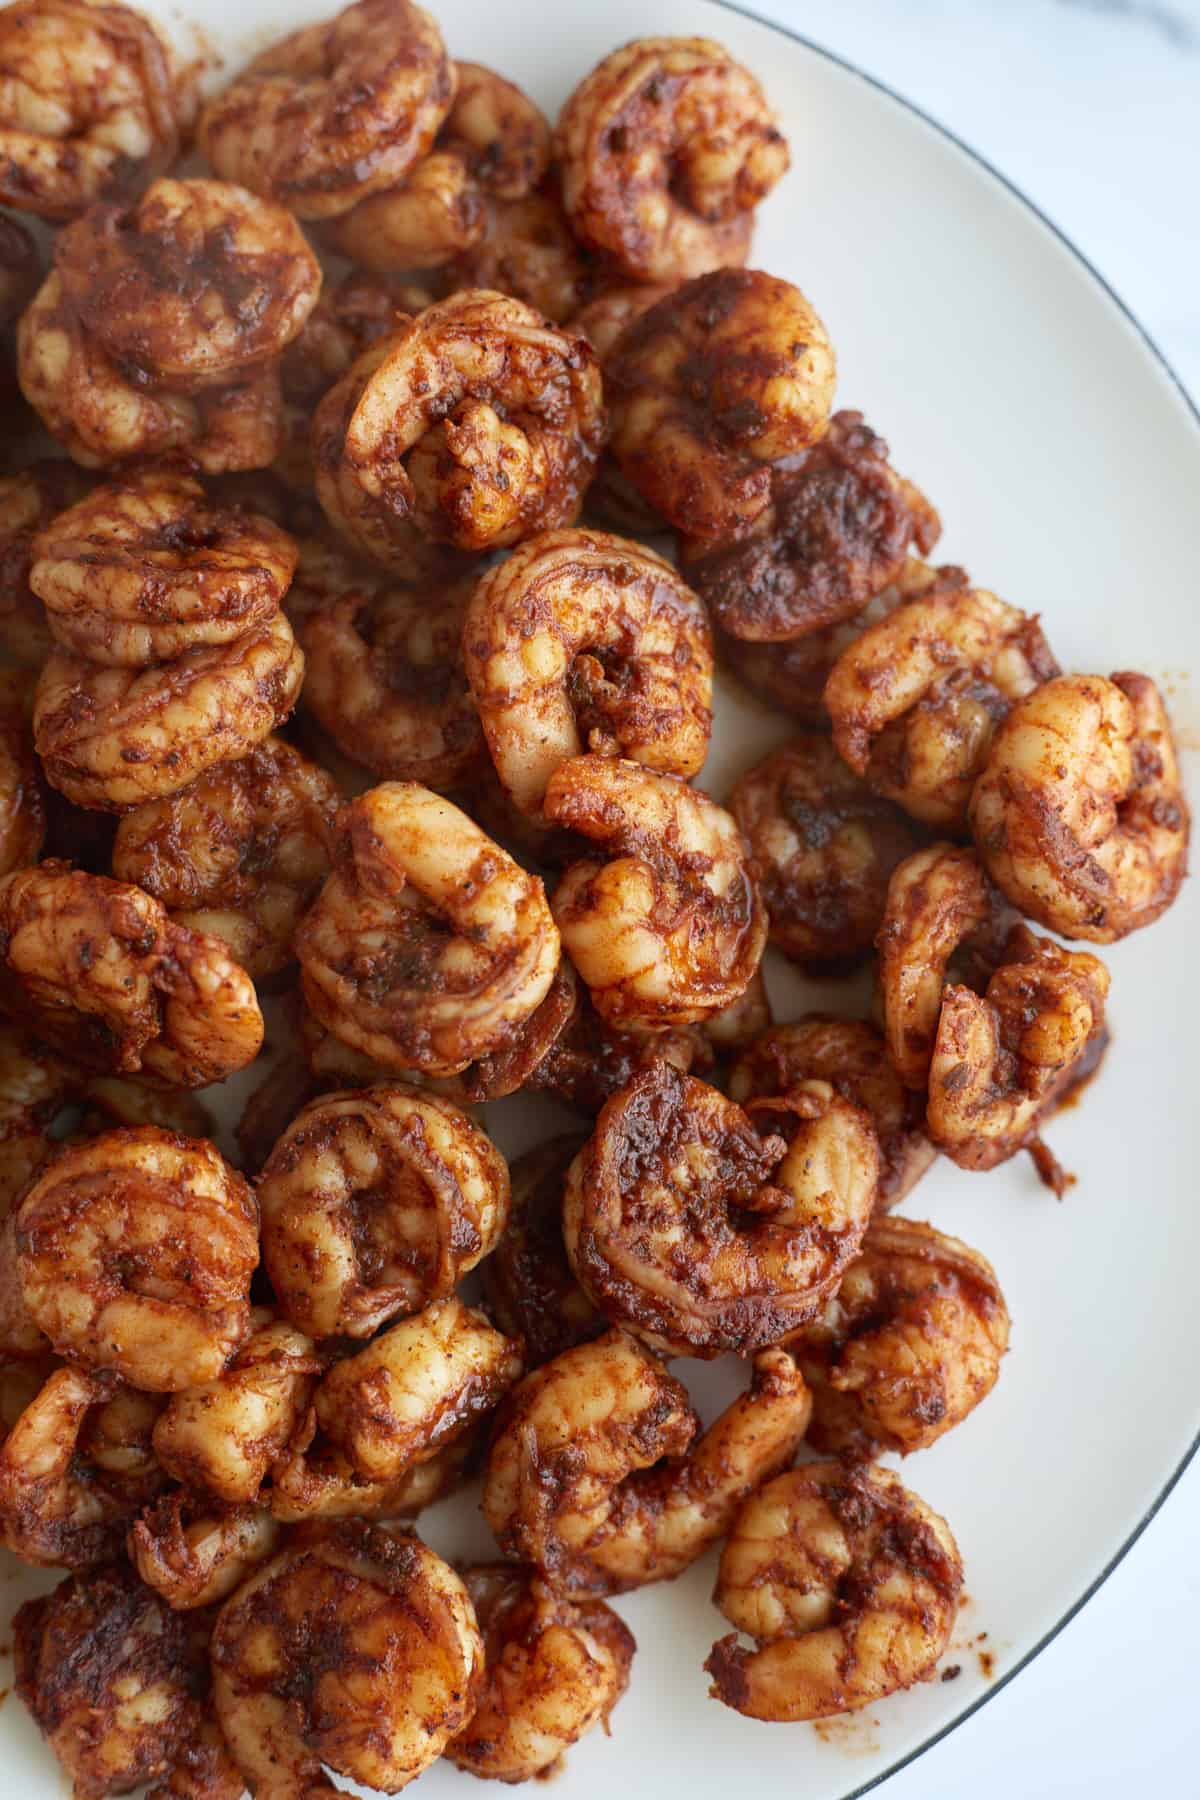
702,1,1200,1794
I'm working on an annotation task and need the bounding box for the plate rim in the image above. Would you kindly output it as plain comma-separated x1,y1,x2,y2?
702,1,1200,1793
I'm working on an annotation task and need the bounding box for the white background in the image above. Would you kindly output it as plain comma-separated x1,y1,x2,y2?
748,1,1199,1791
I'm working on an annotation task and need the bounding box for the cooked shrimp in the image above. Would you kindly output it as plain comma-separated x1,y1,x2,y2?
148,1714,243,1800
314,1294,521,1482
788,1217,1009,1457
526,974,709,1114
729,1017,935,1212
0,210,38,323
268,1405,470,1524
607,268,836,539
481,1134,604,1367
16,1126,259,1391
969,671,1189,941
483,1328,811,1595
55,178,321,390
0,1364,164,1565
212,1521,484,1796
824,566,1061,830
198,0,454,220
0,862,264,1085
573,284,677,533
928,923,1110,1169
0,461,92,666
30,469,299,667
564,1063,878,1356
328,61,550,272
448,1565,635,1782
14,1561,212,1799
258,1086,509,1339
0,664,43,871
112,737,339,980
681,411,941,640
130,1494,280,1609
152,1310,318,1503
731,735,926,970
556,37,787,282
0,0,185,221
707,1461,963,1719
296,781,560,1076
545,755,766,1028
448,180,601,325
34,608,304,810
464,527,713,816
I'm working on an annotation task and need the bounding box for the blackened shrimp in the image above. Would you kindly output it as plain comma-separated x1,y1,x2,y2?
707,1462,963,1719
268,1407,471,1525
482,1327,811,1595
563,1063,878,1357
546,755,766,1029
448,180,601,325
481,1134,604,1368
130,1494,280,1609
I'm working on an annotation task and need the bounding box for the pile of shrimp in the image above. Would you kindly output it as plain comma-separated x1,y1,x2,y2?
0,0,1188,1790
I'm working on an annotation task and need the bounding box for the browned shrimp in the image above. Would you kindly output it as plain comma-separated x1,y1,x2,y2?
296,781,560,1076
524,970,710,1116
130,1494,280,1609
481,1134,604,1367
681,411,941,640
564,1064,878,1357
556,38,787,282
788,1217,1009,1457
729,1017,935,1212
571,282,677,533
0,210,38,322
824,565,1061,830
969,671,1189,941
212,1521,484,1798
0,665,43,872
707,1461,963,1719
483,1328,811,1594
546,755,766,1029
198,0,454,219
448,1565,636,1783
258,1086,510,1339
465,528,713,816
0,862,264,1085
731,735,926,970
328,61,551,272
268,1406,471,1525
0,460,93,666
111,737,339,980
447,178,602,325
34,608,304,811
16,1126,258,1390
607,269,836,539
30,469,299,668
0,0,187,221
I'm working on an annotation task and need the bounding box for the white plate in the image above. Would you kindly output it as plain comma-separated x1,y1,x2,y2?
2,1,1198,1796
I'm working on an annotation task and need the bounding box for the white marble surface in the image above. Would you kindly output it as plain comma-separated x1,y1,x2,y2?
746,0,1199,1791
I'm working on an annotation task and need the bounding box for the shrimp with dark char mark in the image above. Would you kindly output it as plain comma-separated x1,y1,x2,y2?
481,1134,604,1368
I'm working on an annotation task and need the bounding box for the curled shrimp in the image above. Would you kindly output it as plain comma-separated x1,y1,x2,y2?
258,1086,510,1340
729,1017,935,1212
296,781,560,1076
0,0,186,221
564,1062,878,1356
313,1293,522,1482
30,469,299,668
130,1494,280,1609
0,862,264,1085
448,180,601,325
0,1365,164,1565
268,1405,471,1524
707,1461,963,1720
680,410,941,640
824,565,1061,830
16,1126,259,1391
555,37,787,282
448,1564,635,1783
0,460,93,667
607,268,836,539
111,736,339,981
34,607,304,811
928,923,1110,1170
152,1310,318,1504
0,665,44,873
328,60,550,272
788,1217,1010,1457
212,1521,484,1796
464,527,713,817
730,734,926,970
481,1134,604,1368
55,178,321,390
969,670,1189,941
198,0,454,220
483,1327,811,1595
